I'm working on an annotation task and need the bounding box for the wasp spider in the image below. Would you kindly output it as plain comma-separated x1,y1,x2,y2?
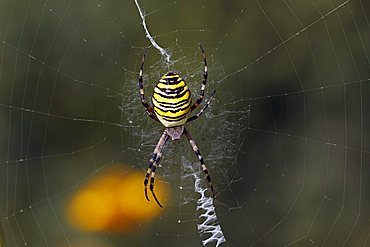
138,44,215,207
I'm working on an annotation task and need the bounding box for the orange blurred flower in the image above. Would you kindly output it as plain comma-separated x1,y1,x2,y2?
66,167,168,233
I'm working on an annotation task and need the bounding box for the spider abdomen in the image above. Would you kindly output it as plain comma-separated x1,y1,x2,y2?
152,72,192,127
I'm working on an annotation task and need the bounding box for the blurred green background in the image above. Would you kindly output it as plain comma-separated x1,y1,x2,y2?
1,0,370,246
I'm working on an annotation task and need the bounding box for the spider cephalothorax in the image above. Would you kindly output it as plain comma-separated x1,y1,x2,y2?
138,44,215,207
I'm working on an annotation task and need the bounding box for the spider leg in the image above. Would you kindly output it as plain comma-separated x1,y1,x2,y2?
190,44,208,112
138,48,157,120
187,89,216,123
183,128,214,197
150,155,164,207
144,129,169,207
144,151,157,201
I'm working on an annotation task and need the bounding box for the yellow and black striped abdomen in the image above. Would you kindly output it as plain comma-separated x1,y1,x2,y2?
152,72,192,127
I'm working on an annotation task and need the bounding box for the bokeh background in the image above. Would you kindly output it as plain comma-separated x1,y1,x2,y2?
1,0,370,246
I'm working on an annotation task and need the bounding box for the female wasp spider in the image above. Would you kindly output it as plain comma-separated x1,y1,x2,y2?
139,44,215,207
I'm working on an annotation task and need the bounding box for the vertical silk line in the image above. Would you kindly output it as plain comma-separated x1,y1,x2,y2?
133,0,171,62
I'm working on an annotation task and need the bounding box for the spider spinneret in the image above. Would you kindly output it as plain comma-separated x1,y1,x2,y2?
138,44,215,207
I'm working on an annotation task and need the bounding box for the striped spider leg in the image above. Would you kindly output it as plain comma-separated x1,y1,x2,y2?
143,130,169,207
190,44,208,112
184,128,214,196
138,47,157,120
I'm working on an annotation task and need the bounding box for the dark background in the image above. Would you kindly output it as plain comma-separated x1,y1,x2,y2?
0,0,370,246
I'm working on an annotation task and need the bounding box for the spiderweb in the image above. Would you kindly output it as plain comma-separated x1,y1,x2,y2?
1,0,370,246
